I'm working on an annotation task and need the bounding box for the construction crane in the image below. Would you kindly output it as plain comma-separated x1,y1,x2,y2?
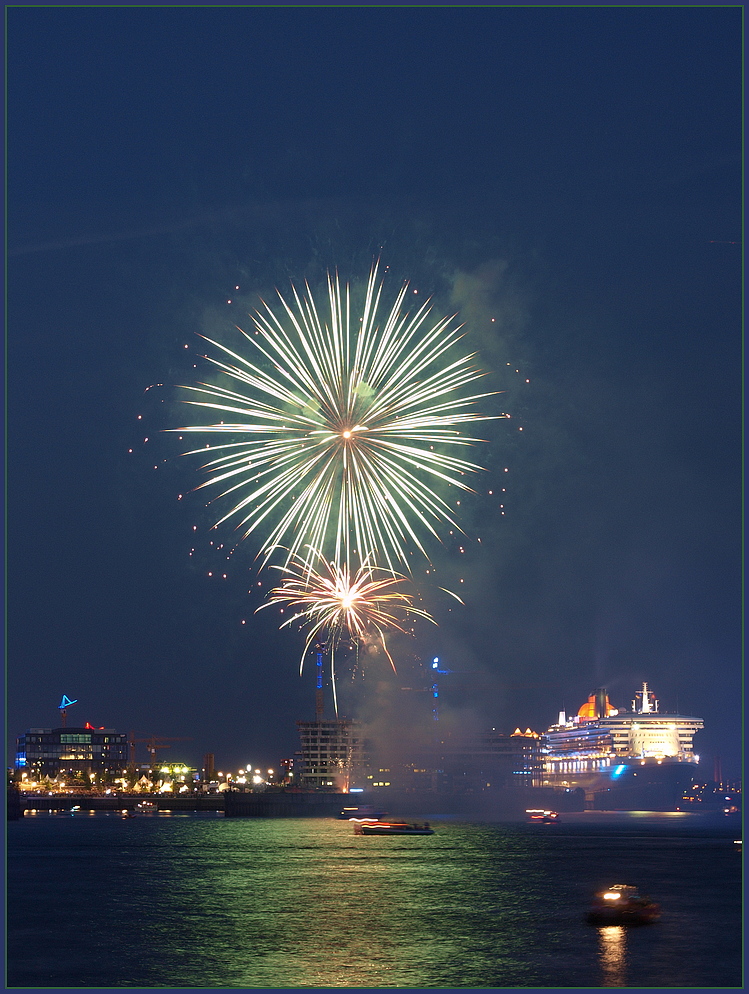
128,734,192,774
315,644,325,720
57,695,78,728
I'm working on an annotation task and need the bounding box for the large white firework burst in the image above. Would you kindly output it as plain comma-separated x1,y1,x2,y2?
176,261,496,573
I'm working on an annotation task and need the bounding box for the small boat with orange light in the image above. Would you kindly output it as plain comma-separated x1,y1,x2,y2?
354,820,434,836
586,885,661,925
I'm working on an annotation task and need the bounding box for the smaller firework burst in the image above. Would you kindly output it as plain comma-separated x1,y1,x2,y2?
258,549,435,714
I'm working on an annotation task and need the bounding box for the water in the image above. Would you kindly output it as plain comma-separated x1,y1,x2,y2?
6,811,742,988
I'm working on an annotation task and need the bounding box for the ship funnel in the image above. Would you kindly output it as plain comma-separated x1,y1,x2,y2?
595,688,607,719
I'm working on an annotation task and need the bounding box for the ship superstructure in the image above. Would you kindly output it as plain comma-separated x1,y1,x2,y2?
541,682,704,808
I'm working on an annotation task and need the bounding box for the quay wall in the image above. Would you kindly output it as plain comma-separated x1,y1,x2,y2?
13,790,351,817
16,793,223,813
224,790,349,818
11,786,587,819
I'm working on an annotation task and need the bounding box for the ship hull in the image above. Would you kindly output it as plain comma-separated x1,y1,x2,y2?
544,758,698,811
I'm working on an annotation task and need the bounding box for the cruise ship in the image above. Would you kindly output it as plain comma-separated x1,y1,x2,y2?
541,682,704,810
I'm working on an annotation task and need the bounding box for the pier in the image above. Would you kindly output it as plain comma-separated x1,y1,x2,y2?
11,789,353,817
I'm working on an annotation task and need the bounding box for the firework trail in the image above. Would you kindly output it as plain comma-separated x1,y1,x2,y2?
176,261,496,575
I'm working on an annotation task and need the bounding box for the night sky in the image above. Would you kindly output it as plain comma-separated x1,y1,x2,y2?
7,8,742,780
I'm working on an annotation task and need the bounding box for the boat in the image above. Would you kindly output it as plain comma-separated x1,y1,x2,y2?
586,885,661,925
135,800,158,812
526,808,560,823
355,820,434,836
542,682,704,811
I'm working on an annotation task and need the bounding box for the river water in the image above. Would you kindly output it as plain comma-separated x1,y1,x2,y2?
6,810,742,988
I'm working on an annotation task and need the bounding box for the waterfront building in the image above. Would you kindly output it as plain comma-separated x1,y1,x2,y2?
350,727,543,796
434,727,543,792
201,753,215,782
15,726,128,779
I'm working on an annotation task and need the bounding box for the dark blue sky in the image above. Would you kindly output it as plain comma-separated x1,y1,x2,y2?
6,7,742,777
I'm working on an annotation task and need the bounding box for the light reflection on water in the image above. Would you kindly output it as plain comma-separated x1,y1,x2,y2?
145,820,543,988
7,814,742,988
597,925,627,987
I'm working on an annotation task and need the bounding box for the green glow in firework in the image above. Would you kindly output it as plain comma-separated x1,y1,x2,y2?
176,262,495,574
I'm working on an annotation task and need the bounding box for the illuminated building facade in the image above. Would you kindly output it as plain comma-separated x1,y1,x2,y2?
15,726,128,778
296,719,362,790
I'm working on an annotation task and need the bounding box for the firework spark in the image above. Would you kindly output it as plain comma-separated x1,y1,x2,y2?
175,262,496,573
258,550,436,713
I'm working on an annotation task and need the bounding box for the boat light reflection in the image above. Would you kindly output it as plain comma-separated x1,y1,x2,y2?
598,925,628,987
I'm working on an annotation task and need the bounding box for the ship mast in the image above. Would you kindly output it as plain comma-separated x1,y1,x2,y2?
632,682,659,714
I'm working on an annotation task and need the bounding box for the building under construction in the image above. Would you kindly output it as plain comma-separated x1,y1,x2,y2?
295,718,363,790
293,646,364,791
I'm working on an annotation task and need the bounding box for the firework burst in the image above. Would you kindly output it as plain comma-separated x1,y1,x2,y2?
258,549,436,713
175,262,496,574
